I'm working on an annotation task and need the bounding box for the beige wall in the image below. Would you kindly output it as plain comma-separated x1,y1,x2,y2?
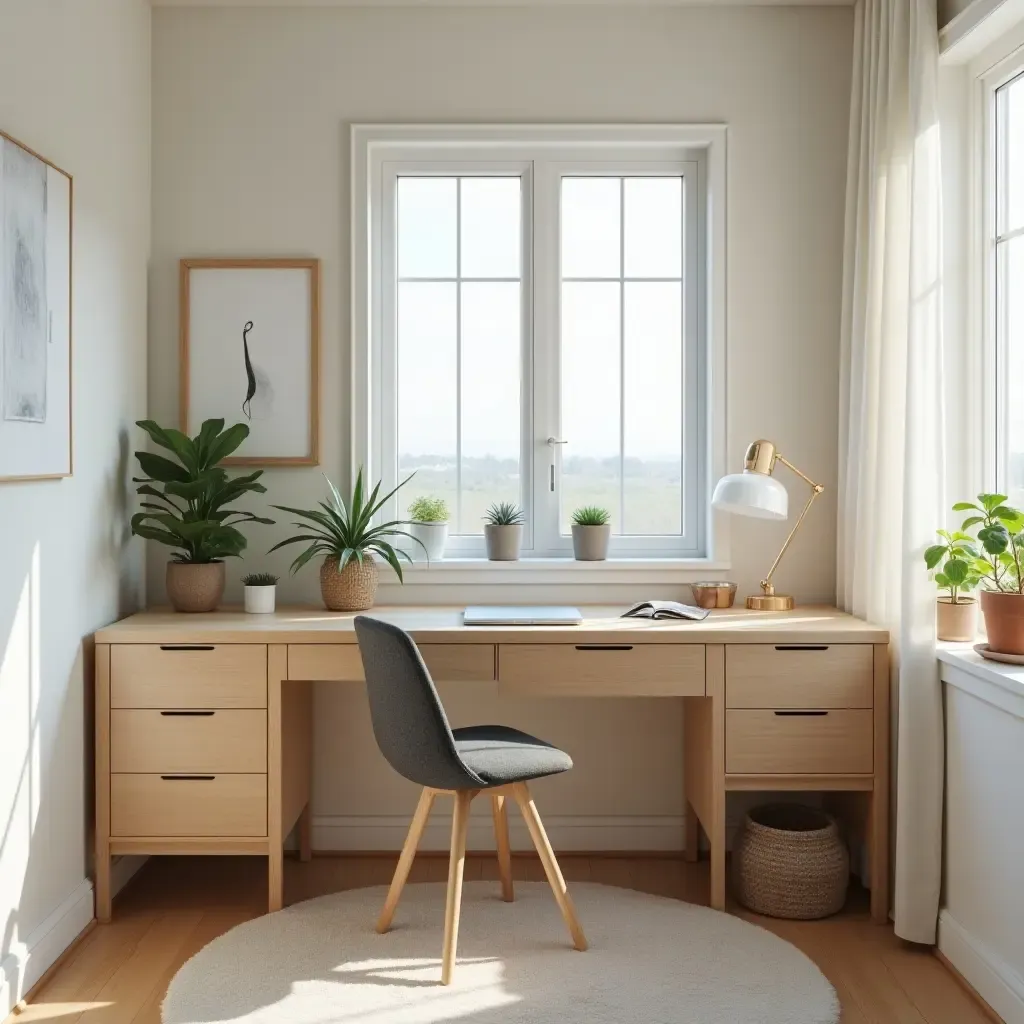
0,0,150,1011
151,4,853,849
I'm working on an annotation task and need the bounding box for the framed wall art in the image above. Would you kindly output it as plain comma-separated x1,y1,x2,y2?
0,130,73,482
179,257,320,466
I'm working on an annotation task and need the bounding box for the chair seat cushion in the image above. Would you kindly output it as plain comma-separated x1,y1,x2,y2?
451,725,573,786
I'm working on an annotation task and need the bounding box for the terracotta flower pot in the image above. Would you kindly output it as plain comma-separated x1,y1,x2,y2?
935,597,977,642
165,561,226,613
980,590,1024,654
320,555,379,611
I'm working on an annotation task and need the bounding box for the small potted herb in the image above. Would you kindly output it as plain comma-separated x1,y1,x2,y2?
408,496,450,561
483,501,525,561
924,525,980,642
242,572,279,614
571,506,612,561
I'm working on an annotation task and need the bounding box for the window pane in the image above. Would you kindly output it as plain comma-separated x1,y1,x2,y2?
624,283,682,534
397,283,457,517
561,282,621,531
461,178,521,279
1001,236,1024,507
998,74,1024,235
461,283,521,533
398,178,456,278
561,178,620,279
624,177,683,278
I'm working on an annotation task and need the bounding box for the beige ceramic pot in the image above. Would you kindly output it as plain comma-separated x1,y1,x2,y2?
320,555,379,611
166,561,226,613
484,524,523,561
935,597,978,642
571,524,611,561
980,590,1024,654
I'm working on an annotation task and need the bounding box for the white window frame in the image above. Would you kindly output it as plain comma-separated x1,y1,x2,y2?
352,124,727,566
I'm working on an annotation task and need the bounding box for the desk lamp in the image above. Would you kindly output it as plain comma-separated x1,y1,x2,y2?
711,439,824,611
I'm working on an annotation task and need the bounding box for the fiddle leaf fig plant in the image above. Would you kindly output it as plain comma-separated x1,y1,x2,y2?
924,529,981,604
952,493,1024,594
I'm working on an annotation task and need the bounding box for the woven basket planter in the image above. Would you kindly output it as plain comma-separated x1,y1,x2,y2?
732,804,849,920
319,556,379,611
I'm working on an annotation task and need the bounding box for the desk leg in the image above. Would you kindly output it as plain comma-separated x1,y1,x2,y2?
95,840,112,923
870,642,891,924
706,645,727,911
268,645,287,913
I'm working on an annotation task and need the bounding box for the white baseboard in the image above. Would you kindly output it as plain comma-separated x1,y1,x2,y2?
0,879,94,1018
313,814,689,852
939,909,1024,1024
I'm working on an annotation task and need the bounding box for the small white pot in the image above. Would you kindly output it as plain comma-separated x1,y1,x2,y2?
409,521,449,561
244,585,276,614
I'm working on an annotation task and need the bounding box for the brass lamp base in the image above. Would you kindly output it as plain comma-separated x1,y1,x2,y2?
746,593,795,611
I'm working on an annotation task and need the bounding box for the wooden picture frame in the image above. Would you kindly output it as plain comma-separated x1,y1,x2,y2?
179,258,320,466
0,129,73,483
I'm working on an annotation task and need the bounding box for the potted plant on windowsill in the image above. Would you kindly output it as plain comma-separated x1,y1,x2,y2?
270,469,423,611
242,572,279,614
924,524,981,642
131,419,274,613
953,493,1024,654
483,501,525,561
571,506,612,561
407,496,450,561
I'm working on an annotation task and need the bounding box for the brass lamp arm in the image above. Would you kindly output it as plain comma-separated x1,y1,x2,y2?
760,454,825,595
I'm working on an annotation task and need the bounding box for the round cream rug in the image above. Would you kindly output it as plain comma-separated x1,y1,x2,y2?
163,882,839,1024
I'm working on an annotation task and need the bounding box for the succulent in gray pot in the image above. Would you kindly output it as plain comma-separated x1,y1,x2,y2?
131,419,274,613
270,469,423,611
483,501,525,561
571,506,612,560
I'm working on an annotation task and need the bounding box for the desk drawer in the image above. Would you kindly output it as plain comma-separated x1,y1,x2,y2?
110,773,267,837
111,645,267,709
726,709,873,774
110,710,267,773
498,644,704,696
288,643,496,682
726,644,873,709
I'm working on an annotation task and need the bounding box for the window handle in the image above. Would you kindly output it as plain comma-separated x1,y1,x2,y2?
546,437,568,447
546,438,567,492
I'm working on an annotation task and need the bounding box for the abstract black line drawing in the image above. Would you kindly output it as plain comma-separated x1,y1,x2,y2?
239,318,274,423
2,137,48,423
241,320,256,419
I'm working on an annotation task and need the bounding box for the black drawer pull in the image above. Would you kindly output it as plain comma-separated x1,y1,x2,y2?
160,775,215,781
774,645,829,652
773,710,829,717
159,710,215,717
575,645,634,652
159,645,215,652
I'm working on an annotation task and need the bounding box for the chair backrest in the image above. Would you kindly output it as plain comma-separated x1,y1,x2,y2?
354,616,482,791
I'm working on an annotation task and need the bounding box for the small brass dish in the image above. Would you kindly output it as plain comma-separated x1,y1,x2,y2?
690,581,738,609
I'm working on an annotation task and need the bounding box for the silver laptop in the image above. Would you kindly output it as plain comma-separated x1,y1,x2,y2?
463,606,583,626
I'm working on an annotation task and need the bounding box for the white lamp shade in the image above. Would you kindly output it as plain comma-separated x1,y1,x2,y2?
711,471,788,520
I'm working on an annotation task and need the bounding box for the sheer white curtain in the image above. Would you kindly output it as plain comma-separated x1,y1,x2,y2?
837,0,946,944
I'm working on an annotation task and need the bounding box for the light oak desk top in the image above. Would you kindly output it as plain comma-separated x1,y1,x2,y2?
94,604,889,924
95,604,887,645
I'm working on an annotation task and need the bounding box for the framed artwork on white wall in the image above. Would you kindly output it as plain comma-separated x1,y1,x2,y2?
0,129,73,482
179,257,320,466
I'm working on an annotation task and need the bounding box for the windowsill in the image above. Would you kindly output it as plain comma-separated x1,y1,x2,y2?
386,556,731,586
937,642,1024,721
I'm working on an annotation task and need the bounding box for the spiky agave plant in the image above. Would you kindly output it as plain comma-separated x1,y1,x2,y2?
571,506,611,527
483,501,526,526
269,469,424,582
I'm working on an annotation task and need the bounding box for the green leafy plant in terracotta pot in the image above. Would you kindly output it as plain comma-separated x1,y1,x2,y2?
953,493,1024,654
131,419,274,613
407,496,450,562
270,469,423,611
571,506,612,561
924,524,982,642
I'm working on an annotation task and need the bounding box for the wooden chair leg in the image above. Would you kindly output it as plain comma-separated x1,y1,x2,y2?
441,790,474,985
377,788,435,933
512,782,588,951
491,793,515,902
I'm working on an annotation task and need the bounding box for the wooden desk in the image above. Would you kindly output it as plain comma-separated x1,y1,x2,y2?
93,605,889,923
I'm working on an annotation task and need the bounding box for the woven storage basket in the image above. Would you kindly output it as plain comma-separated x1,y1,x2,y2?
320,556,379,611
732,803,849,919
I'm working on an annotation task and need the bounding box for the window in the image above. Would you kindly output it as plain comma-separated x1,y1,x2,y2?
994,71,1024,506
354,127,725,561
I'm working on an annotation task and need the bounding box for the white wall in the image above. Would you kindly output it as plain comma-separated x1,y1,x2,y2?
0,0,150,1012
150,5,853,850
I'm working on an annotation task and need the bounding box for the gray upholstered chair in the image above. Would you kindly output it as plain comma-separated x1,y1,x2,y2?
354,615,587,984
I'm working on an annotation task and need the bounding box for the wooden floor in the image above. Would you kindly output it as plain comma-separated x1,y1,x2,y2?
11,853,992,1024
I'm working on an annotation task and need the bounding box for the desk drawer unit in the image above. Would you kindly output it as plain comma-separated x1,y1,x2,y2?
110,709,268,774
725,709,874,774
498,643,705,696
288,643,496,682
111,644,267,708
110,773,268,837
726,644,873,709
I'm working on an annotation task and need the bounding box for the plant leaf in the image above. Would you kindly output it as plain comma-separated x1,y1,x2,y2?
979,493,1009,511
924,544,946,570
944,558,969,585
203,422,250,467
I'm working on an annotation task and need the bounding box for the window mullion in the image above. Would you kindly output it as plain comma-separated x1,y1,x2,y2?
455,177,463,535
619,176,626,535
